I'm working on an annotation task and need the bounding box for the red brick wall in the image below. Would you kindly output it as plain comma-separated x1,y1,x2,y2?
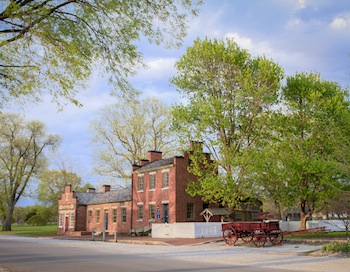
57,185,79,234
85,202,132,234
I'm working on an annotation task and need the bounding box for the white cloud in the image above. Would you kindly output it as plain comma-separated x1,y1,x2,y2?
330,13,350,30
225,33,253,51
136,57,177,81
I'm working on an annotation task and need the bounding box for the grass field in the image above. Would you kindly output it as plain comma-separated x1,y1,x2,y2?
285,231,348,239
0,224,57,236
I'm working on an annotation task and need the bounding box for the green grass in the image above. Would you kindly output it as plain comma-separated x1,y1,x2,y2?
285,231,348,239
322,242,350,253
0,224,57,236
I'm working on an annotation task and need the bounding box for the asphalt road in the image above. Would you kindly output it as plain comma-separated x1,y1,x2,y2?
0,236,348,272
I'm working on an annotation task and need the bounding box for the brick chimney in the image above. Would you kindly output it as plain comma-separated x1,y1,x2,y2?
140,159,149,166
102,185,111,192
147,150,162,162
86,188,96,193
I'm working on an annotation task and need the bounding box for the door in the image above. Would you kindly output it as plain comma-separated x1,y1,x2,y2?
104,211,109,230
163,203,169,223
65,215,69,232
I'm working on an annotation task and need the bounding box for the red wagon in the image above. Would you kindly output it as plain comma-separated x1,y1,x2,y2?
222,221,283,247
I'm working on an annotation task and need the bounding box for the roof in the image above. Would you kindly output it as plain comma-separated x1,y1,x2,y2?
200,208,229,216
74,187,131,205
133,157,174,173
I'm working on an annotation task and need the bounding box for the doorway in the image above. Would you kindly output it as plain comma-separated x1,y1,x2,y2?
104,211,109,230
162,203,169,223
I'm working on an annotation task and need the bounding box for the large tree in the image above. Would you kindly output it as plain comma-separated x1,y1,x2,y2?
90,96,177,184
255,72,350,230
0,0,201,107
0,113,60,231
171,38,284,208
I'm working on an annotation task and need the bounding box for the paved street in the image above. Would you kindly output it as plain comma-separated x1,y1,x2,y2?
0,235,349,272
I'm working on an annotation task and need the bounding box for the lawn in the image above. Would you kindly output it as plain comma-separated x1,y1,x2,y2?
0,224,57,236
285,231,348,239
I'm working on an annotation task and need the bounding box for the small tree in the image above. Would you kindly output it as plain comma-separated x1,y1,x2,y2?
0,113,60,231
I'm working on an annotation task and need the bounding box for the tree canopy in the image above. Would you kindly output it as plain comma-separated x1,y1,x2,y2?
90,96,177,184
0,112,60,231
0,0,201,107
171,37,284,208
254,72,350,229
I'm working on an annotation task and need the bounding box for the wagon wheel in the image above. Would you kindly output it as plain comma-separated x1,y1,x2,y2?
223,227,238,246
269,228,283,245
240,231,253,243
252,228,267,247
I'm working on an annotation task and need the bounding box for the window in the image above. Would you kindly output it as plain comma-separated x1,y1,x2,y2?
162,172,169,188
58,213,63,227
112,209,117,223
122,207,127,223
96,210,100,223
138,175,144,191
149,174,156,189
88,210,92,224
149,204,155,220
69,212,75,228
187,203,194,219
137,204,143,220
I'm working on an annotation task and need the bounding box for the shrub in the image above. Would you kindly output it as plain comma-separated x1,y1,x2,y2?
322,242,350,253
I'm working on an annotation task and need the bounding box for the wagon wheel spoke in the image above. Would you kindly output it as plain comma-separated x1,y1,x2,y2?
223,227,237,246
240,231,253,243
269,228,283,245
252,228,267,247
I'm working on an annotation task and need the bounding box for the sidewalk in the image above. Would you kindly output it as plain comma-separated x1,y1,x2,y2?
52,234,223,246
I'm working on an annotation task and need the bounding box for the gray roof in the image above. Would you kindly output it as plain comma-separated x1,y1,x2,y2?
134,157,174,172
74,187,131,205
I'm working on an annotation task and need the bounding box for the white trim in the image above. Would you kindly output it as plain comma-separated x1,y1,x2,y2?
161,200,169,204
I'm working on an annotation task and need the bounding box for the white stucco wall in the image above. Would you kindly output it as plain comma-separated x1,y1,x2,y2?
152,220,347,239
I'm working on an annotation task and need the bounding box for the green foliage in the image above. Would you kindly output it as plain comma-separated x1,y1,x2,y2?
322,242,350,253
254,72,350,229
0,113,60,231
37,170,82,206
0,0,202,108
171,38,284,208
27,214,48,226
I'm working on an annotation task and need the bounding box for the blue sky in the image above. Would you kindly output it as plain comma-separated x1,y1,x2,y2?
11,0,350,205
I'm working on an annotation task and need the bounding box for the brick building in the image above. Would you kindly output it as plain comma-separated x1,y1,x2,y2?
57,184,132,235
57,142,222,235
131,142,217,232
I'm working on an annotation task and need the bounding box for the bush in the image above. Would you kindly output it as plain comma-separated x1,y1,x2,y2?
26,214,48,226
322,242,350,253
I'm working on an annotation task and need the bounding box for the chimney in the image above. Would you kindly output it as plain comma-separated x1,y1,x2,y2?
102,185,111,192
140,159,149,166
64,184,72,193
86,188,96,193
132,164,141,171
147,151,162,162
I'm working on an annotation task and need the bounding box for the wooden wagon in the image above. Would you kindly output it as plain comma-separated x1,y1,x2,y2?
222,221,283,247
222,221,325,247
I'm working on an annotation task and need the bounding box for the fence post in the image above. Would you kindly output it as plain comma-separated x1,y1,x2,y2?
114,228,118,242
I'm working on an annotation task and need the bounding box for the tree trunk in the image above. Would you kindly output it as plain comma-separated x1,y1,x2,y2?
2,203,14,231
299,201,310,230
